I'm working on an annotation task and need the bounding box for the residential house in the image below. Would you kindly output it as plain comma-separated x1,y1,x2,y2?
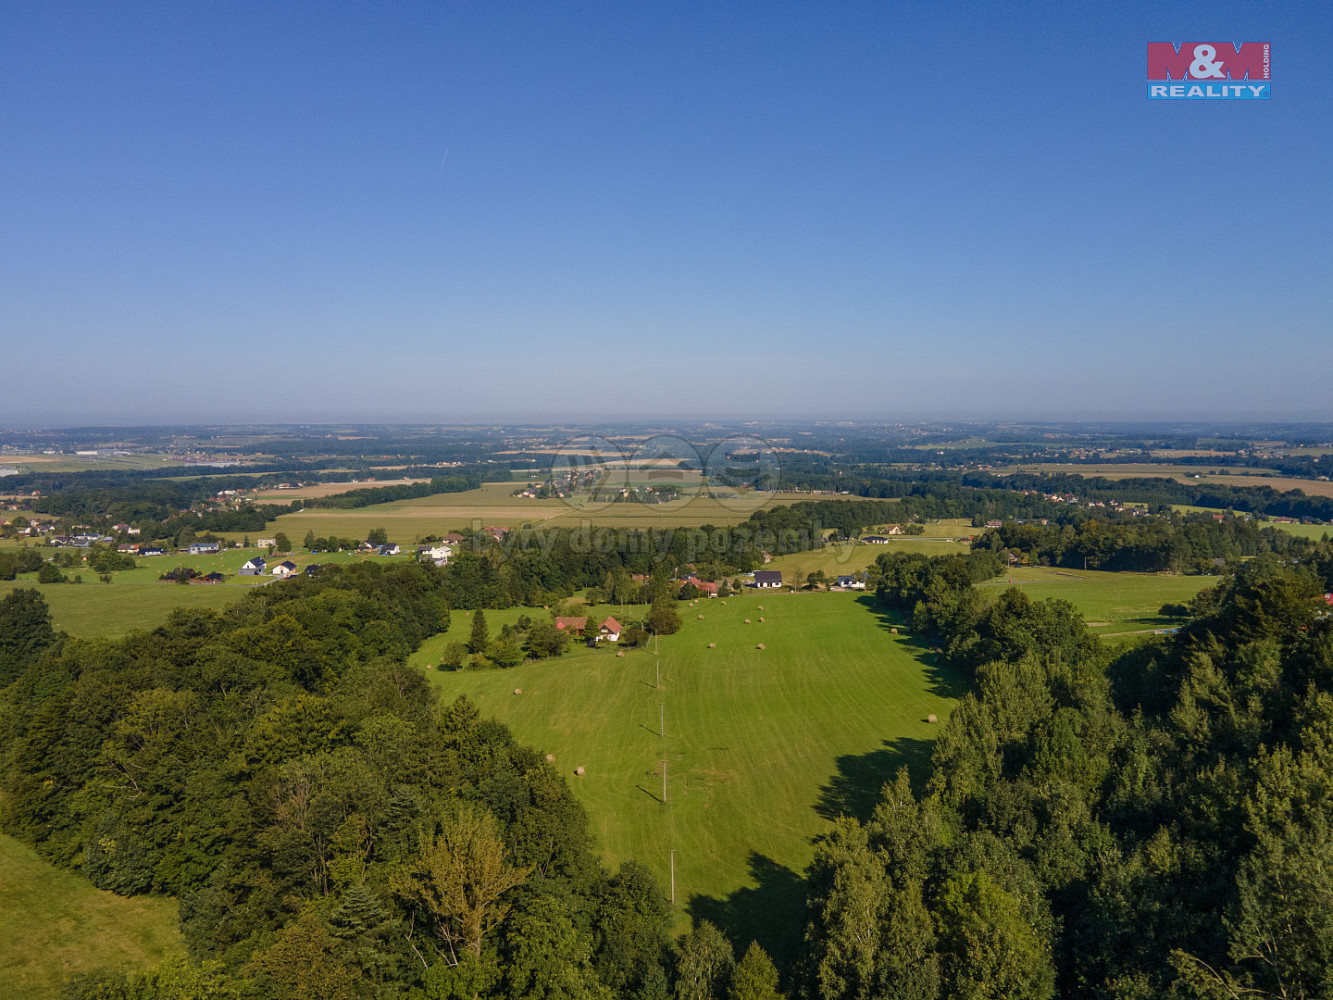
861,535,890,544
138,546,166,557
836,574,866,590
680,575,719,597
239,556,267,576
271,560,298,578
378,543,401,556
192,572,225,584
555,616,588,634
256,538,277,548
598,616,622,642
753,570,783,589
188,541,221,555
418,543,452,566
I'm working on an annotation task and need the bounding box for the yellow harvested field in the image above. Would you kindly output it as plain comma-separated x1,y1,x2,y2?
248,478,429,500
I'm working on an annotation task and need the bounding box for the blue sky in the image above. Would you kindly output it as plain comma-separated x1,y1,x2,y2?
2,2,1329,425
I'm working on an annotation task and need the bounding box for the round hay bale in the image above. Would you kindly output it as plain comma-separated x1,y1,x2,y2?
759,617,765,622
891,627,898,634
927,714,938,724
425,663,434,670
545,753,555,762
514,688,522,695
708,642,716,648
575,766,585,776
757,605,764,611
756,643,766,650
721,600,727,605
616,650,625,658
744,618,751,624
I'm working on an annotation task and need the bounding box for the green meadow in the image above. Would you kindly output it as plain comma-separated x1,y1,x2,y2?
977,566,1218,636
0,580,244,638
422,591,962,963
0,834,184,999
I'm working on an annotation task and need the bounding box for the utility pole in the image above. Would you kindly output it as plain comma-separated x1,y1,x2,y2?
670,849,677,905
662,755,667,803
660,703,665,738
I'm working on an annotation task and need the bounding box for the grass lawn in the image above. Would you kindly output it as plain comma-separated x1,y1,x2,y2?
423,592,963,966
0,835,184,999
0,579,246,638
975,567,1218,636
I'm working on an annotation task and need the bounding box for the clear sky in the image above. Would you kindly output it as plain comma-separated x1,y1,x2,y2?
2,2,1329,426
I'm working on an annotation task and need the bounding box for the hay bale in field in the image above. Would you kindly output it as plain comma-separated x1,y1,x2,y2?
575,766,585,776
927,714,938,724
744,618,751,624
545,753,555,762
756,643,766,650
759,617,765,622
757,605,764,611
698,614,704,619
708,642,716,648
891,627,898,634
616,651,625,658
425,663,434,669
514,688,522,695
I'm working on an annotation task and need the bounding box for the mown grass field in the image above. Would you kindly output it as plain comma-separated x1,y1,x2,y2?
976,566,1218,636
0,834,184,999
0,580,245,638
422,592,962,963
0,547,417,637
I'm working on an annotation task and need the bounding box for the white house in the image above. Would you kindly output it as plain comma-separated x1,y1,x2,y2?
271,560,298,578
239,556,267,576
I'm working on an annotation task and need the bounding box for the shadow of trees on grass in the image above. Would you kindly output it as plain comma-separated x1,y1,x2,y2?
687,852,807,976
854,593,970,699
815,736,936,824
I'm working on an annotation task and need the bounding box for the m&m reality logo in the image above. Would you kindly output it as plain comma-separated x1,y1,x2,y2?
1147,42,1270,100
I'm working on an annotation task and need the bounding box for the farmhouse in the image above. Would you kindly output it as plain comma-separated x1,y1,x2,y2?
256,538,277,548
378,543,401,556
861,535,890,544
188,541,221,555
239,556,266,576
598,616,622,642
555,616,588,633
138,546,166,557
271,560,298,578
680,575,719,597
836,574,866,590
753,570,783,589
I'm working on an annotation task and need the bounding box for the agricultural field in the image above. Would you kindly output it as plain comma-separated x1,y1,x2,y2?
0,834,184,999
976,566,1218,637
0,579,244,638
246,477,429,501
997,463,1279,479
251,485,890,543
0,451,184,474
421,591,962,964
1,547,418,637
1267,521,1333,541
